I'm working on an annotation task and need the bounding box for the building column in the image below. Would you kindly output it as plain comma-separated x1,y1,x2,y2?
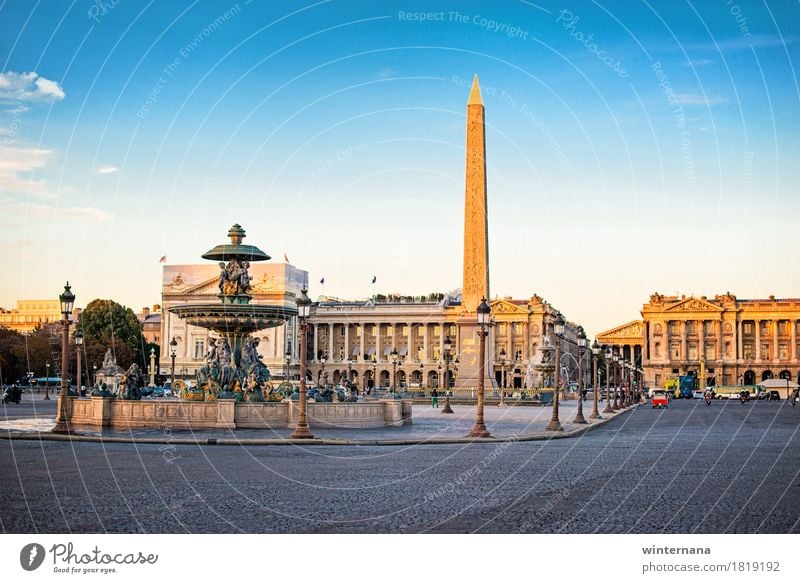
439,327,445,360
773,319,779,363
344,323,350,362
737,320,743,361
791,319,797,363
506,322,513,362
716,319,723,361
407,322,414,360
523,321,530,360
359,322,366,363
755,319,761,361
328,323,335,361
376,323,382,363
423,324,430,362
313,323,319,362
681,321,687,364
698,319,705,362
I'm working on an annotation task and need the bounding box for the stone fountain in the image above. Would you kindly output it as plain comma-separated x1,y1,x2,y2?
169,224,297,402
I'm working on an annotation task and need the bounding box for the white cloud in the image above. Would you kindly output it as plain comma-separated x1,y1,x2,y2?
672,93,727,106
96,165,119,174
0,200,111,223
0,146,58,199
0,71,65,102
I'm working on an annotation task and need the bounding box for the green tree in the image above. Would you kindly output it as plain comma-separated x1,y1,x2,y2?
0,325,59,383
77,299,150,371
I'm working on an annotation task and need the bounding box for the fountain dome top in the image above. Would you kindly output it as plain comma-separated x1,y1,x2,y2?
201,223,271,262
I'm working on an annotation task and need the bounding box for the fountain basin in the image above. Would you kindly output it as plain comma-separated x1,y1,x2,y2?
168,303,297,334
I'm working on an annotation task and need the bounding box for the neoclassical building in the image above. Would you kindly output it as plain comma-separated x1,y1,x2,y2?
0,299,62,333
597,293,800,388
306,293,586,391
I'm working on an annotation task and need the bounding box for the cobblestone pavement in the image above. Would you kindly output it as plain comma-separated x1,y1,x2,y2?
1,398,798,534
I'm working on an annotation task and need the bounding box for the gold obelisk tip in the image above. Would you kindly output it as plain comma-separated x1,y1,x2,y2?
468,74,483,106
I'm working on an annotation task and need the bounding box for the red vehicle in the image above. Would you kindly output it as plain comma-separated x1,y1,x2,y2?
651,389,669,409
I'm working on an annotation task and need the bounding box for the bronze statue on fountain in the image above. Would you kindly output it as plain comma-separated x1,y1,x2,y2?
169,224,298,402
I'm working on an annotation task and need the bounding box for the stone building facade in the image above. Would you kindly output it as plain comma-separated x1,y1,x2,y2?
597,293,800,388
0,299,62,333
306,293,587,392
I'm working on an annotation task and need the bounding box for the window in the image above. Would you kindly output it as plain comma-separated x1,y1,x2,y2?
514,348,522,361
688,345,697,360
743,343,754,360
705,344,715,360
686,321,695,335
779,344,788,360
339,326,345,336
193,339,205,360
669,322,679,335
743,322,753,335
498,323,507,336
672,344,680,359
761,344,770,360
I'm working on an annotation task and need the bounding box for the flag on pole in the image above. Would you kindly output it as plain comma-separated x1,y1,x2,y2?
159,256,167,263
371,276,376,284
320,277,325,284
284,253,289,263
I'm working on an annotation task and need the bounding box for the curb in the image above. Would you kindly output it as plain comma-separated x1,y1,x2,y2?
0,405,639,447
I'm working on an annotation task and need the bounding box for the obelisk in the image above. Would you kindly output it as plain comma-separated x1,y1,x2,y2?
455,75,493,390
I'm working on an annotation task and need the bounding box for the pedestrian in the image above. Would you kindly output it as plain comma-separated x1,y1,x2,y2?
431,388,439,408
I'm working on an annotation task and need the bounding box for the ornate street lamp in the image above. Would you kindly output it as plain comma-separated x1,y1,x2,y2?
53,282,75,433
442,335,454,414
546,315,565,431
573,327,587,424
612,352,620,410
291,287,314,439
285,347,292,381
170,337,177,385
92,363,97,387
75,329,83,396
419,362,425,389
590,340,602,420
45,361,51,400
602,349,613,414
371,355,377,391
390,347,399,396
469,297,493,438
498,347,507,408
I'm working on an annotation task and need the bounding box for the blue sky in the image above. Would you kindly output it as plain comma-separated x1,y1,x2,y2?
1,0,798,337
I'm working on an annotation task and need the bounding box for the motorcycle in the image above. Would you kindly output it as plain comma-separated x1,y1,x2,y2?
2,385,22,404
739,391,750,404
704,392,712,406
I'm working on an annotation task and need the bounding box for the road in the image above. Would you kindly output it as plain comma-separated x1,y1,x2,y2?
1,398,799,533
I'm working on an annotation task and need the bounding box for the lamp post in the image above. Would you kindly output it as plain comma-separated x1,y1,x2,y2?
390,347,399,396
291,287,314,439
612,353,621,410
498,347,507,408
285,348,292,381
468,297,492,438
319,354,327,387
44,361,51,400
419,362,425,389
590,340,602,419
371,355,377,392
170,337,177,385
75,329,83,395
602,349,614,414
92,363,97,387
442,335,454,414
53,282,75,433
148,347,156,387
573,327,587,424
437,363,442,388
546,315,565,431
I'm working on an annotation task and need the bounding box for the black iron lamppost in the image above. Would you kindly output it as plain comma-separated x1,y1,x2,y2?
390,347,399,396
612,352,620,410
546,315,565,431
285,348,292,381
498,347,507,407
53,282,75,434
371,355,377,391
291,287,314,439
419,362,425,389
468,297,493,438
75,329,83,395
442,335,454,414
590,340,602,419
573,327,587,424
45,361,51,400
170,337,177,385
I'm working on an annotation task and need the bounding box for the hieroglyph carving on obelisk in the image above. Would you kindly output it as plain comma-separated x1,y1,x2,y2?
462,74,489,313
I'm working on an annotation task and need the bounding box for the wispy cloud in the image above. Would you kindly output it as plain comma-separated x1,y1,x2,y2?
672,93,727,106
96,165,119,174
0,146,58,198
686,34,799,52
0,71,65,102
1,200,111,222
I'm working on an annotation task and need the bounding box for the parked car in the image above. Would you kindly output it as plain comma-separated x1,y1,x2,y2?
692,390,703,399
768,390,780,401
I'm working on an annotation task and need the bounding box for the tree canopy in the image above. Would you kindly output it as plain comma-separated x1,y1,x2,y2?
77,299,156,372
